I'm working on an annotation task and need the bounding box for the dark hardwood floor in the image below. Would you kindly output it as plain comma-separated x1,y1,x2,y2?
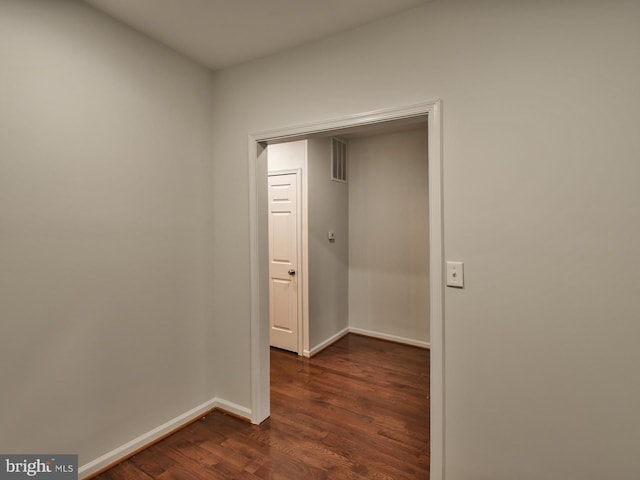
92,334,430,479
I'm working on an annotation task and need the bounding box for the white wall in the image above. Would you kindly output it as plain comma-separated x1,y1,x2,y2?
0,0,214,469
348,128,429,344
210,1,640,478
307,138,349,349
267,140,307,172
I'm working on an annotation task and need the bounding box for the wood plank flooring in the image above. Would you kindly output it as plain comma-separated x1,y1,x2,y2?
92,334,430,479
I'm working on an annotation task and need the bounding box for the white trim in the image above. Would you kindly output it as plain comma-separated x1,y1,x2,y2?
348,327,430,349
303,327,350,358
248,100,444,479
428,100,445,480
254,103,433,142
301,149,310,358
213,397,253,419
248,140,270,424
78,397,251,479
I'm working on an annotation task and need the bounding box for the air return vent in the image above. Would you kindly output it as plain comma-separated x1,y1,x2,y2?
331,138,347,183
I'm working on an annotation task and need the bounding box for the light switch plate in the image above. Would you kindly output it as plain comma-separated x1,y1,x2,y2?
446,261,464,288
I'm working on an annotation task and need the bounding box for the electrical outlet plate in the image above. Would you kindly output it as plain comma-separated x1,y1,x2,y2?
446,261,464,288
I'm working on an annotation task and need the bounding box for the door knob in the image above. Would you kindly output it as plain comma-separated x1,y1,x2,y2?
288,269,296,275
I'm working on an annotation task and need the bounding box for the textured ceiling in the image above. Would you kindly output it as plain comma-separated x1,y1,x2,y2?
83,0,430,70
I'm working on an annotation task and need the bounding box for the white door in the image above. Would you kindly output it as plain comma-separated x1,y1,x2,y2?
268,173,299,352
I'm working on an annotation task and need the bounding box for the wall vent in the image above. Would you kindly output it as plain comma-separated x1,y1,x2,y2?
331,138,347,183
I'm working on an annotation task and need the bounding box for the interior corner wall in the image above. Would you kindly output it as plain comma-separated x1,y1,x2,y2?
211,1,640,478
348,128,429,344
306,138,349,350
0,0,214,468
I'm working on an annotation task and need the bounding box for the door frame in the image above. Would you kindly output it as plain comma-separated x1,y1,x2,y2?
248,100,444,480
267,169,305,356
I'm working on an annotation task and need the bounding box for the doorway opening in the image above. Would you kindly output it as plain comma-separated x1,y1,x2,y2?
248,101,443,479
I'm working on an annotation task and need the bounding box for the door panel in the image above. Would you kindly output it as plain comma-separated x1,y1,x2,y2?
268,173,299,352
271,213,293,262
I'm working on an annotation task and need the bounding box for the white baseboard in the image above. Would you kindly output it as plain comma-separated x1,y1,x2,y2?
213,397,252,419
303,327,429,358
348,327,430,349
303,327,350,358
79,397,251,479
